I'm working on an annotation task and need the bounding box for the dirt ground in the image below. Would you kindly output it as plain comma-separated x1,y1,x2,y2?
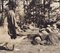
0,24,60,53
0,38,60,53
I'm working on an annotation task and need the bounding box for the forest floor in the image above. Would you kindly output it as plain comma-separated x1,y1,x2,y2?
0,23,60,53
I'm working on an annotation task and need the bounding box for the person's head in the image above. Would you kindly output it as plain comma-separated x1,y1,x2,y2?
6,0,17,10
52,24,57,29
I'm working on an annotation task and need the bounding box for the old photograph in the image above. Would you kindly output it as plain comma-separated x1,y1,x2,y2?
0,0,60,53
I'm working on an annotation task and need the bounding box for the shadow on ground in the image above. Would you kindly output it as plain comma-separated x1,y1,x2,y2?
0,46,14,51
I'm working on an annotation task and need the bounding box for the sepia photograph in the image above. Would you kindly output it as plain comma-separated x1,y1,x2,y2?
0,0,60,53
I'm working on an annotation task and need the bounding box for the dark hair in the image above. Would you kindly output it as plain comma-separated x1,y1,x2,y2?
6,0,17,10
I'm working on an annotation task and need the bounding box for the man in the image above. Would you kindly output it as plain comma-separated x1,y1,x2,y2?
6,0,17,39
